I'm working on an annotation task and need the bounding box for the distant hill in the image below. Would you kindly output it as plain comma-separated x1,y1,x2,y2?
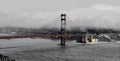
0,27,120,35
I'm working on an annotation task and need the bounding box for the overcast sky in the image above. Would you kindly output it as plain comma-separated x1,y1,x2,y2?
0,0,120,29
0,0,120,13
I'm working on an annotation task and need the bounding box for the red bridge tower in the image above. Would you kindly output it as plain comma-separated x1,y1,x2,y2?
61,14,67,46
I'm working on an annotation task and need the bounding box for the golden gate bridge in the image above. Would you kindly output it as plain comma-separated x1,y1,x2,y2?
0,14,96,46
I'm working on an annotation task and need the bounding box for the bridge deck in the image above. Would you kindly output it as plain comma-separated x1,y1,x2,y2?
0,34,85,39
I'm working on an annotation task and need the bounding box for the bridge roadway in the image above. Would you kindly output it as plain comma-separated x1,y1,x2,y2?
0,34,85,39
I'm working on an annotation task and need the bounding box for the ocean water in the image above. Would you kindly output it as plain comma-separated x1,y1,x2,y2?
0,38,120,61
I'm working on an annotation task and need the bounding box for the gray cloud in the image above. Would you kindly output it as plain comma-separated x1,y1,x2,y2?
0,4,120,30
